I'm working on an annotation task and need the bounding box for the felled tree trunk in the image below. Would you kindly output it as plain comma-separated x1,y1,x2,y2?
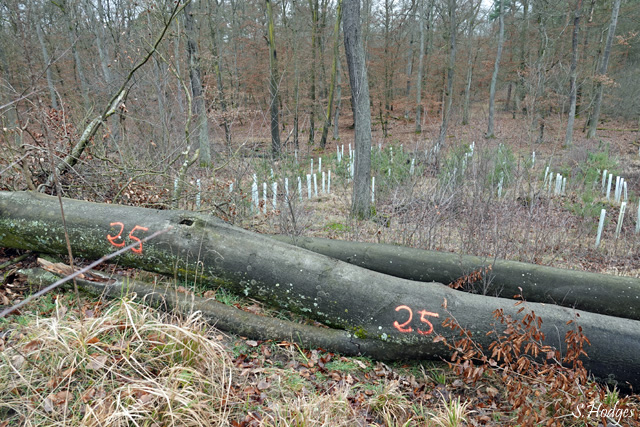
271,236,640,322
1,191,640,389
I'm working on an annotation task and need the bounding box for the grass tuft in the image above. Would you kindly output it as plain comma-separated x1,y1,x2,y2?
0,297,236,426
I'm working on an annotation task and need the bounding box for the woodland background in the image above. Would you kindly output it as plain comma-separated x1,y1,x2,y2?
1,0,640,425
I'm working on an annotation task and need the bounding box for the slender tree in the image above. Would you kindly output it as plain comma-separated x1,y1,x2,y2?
403,1,415,120
462,0,480,125
564,0,583,146
415,0,425,133
184,0,211,165
320,0,342,149
343,0,371,219
35,23,58,110
586,0,621,139
333,58,342,140
487,0,505,138
209,0,231,147
515,0,528,115
266,0,281,156
309,0,319,145
434,0,457,157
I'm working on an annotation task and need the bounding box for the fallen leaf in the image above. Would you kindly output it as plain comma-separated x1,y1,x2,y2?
139,393,154,405
82,388,96,403
43,396,55,413
23,339,42,352
86,354,108,370
11,355,25,369
486,386,499,398
353,359,367,369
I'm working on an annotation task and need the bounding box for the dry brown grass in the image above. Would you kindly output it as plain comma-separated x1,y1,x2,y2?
0,298,237,426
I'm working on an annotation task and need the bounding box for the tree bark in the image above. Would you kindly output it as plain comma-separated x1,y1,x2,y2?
1,191,640,389
270,235,640,321
414,0,426,133
320,0,342,149
332,58,342,140
209,0,231,147
64,7,91,113
403,2,415,120
343,0,372,219
564,0,583,147
83,0,112,87
382,0,393,115
184,1,211,165
486,0,504,138
515,0,528,116
35,23,58,110
266,0,282,156
461,0,480,126
308,0,319,146
586,0,621,139
434,0,456,158
22,268,436,362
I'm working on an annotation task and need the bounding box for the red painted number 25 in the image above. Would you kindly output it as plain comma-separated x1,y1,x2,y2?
107,222,149,254
393,305,439,335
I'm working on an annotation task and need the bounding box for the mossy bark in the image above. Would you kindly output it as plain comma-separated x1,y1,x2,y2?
2,191,640,389
271,235,640,322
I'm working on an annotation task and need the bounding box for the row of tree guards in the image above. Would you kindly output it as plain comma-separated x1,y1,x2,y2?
244,143,420,213
1,191,639,389
178,140,638,249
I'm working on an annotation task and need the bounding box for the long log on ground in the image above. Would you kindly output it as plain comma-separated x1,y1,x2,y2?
1,191,640,389
271,236,640,321
20,267,443,360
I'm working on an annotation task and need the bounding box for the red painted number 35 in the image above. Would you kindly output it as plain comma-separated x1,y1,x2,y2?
393,305,439,335
107,222,149,254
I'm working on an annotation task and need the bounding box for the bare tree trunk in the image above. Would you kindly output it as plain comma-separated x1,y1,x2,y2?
586,0,621,139
266,0,281,156
35,24,58,110
486,0,504,138
152,55,169,148
174,21,185,115
320,0,342,149
343,0,371,219
209,0,231,147
532,0,549,144
414,0,426,133
575,0,596,118
461,0,480,126
434,0,456,158
383,0,393,116
294,55,300,149
184,1,211,165
83,0,112,87
308,0,319,145
403,2,415,120
333,58,342,140
515,0,528,116
69,21,91,113
564,0,583,147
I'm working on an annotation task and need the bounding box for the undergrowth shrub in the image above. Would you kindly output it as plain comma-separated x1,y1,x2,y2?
435,274,637,426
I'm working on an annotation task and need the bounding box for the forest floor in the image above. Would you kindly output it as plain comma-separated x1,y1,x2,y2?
2,107,640,426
